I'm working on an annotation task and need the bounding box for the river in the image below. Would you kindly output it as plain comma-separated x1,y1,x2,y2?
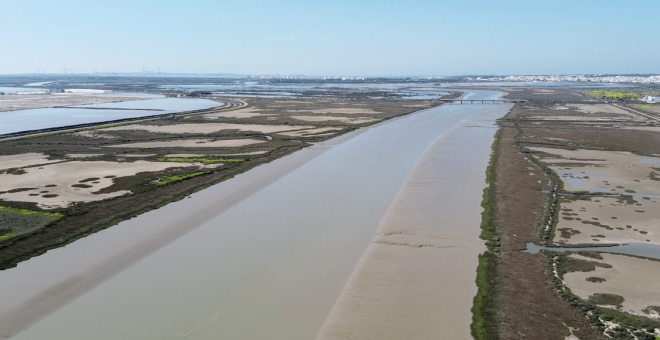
2,90,509,339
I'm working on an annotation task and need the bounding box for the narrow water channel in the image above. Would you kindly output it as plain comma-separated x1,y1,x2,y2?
4,91,508,339
525,242,660,259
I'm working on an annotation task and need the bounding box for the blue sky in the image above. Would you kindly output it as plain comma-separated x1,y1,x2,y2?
1,0,658,76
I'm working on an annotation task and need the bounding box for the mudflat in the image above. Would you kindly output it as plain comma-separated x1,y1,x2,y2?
564,253,660,317
316,103,509,340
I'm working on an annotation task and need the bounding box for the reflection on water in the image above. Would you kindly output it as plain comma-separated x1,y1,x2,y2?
0,98,221,135
525,242,660,259
0,87,48,93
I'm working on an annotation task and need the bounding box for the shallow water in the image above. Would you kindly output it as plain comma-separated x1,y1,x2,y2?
97,92,164,98
524,242,660,259
0,98,221,135
0,87,47,93
4,91,506,339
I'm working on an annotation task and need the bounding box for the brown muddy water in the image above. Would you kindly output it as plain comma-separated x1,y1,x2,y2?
3,91,509,339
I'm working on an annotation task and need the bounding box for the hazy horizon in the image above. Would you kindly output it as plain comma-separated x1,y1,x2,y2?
2,0,659,76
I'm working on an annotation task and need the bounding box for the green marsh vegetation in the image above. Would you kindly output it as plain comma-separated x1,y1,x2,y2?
156,172,206,186
0,206,64,242
591,91,639,101
630,104,660,113
0,206,63,219
0,233,16,241
471,136,498,340
156,157,244,164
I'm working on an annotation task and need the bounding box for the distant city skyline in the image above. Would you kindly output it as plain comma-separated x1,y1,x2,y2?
2,0,659,76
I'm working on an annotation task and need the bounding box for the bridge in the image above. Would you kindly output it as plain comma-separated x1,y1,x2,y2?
440,99,526,104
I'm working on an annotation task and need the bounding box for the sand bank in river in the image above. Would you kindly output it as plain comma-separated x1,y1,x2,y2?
316,104,508,340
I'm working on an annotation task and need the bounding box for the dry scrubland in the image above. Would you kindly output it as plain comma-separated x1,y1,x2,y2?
477,87,660,340
0,96,439,269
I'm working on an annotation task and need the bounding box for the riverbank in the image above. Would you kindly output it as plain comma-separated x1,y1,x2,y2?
479,87,660,339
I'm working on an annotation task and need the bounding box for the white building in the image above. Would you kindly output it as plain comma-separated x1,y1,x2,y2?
641,95,660,103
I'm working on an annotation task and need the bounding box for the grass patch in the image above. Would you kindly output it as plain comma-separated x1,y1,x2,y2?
479,187,493,240
471,135,498,340
471,252,492,340
156,157,244,164
479,137,496,241
630,103,660,113
0,233,16,242
156,172,206,186
591,91,639,101
0,206,63,219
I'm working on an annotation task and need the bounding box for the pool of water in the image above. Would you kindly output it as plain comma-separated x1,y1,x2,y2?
0,98,221,135
0,87,48,94
524,242,660,259
97,92,164,98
